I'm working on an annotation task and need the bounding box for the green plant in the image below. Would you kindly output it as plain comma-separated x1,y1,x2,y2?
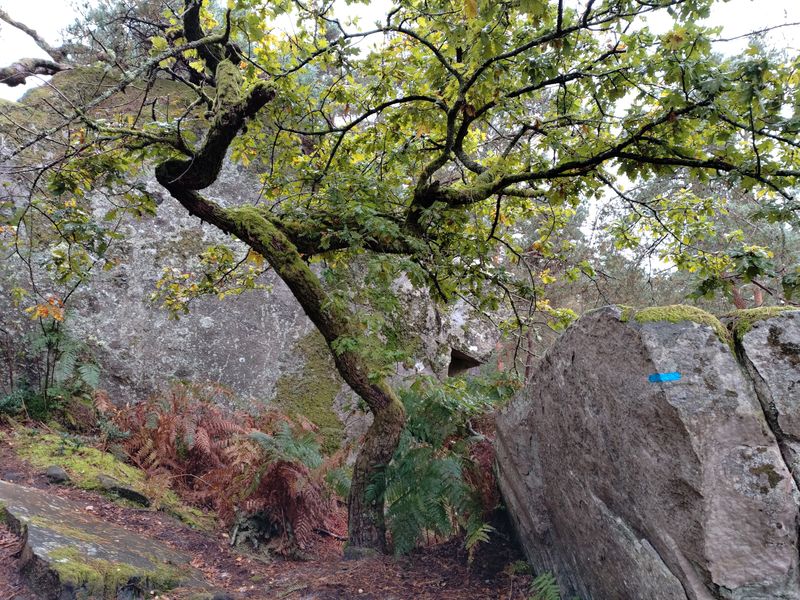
528,573,562,600
369,372,520,556
0,387,27,416
3,317,101,420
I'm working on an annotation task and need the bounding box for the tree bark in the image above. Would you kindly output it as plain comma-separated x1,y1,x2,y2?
153,54,406,552
0,59,70,87
347,392,405,553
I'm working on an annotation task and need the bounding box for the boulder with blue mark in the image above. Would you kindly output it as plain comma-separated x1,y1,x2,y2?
496,305,800,600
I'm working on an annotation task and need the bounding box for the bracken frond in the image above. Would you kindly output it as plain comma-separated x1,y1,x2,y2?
111,382,345,556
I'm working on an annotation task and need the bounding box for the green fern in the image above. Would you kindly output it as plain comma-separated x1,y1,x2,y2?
16,320,101,420
529,572,562,600
324,467,351,499
375,373,520,555
78,363,101,389
465,519,495,560
249,422,323,469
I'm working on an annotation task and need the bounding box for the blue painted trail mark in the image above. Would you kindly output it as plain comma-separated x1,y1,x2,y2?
648,372,682,383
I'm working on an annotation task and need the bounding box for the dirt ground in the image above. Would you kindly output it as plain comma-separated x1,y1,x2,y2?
0,430,535,600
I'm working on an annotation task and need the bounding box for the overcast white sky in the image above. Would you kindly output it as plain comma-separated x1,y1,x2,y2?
0,0,798,101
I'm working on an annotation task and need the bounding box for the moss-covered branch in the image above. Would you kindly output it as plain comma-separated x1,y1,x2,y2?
153,53,404,553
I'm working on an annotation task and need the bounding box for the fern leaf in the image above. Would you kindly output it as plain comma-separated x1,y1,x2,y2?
78,363,101,389
529,572,562,600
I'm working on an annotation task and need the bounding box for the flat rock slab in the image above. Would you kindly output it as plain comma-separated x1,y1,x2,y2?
0,479,199,599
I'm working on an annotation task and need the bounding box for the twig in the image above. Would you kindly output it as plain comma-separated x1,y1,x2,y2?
314,527,346,541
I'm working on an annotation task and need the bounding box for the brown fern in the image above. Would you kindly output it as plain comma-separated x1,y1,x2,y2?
111,382,345,556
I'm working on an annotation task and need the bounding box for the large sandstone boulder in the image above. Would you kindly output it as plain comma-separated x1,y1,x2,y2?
496,305,800,600
732,308,800,487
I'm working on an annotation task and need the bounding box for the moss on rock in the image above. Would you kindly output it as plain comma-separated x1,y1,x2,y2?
14,431,146,491
750,463,784,490
626,305,732,347
725,306,796,340
28,515,105,545
49,546,184,599
617,305,635,323
274,332,344,453
10,429,213,530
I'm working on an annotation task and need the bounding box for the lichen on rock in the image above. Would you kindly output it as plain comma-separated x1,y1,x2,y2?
496,305,800,599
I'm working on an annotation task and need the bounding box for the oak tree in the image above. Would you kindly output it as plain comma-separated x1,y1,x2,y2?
1,0,799,552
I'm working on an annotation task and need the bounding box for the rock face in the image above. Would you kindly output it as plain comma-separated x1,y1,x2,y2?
0,479,199,599
0,165,497,415
1,69,499,446
734,309,800,489
496,306,800,600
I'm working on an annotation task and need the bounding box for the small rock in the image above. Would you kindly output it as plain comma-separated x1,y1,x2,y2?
45,465,70,484
96,474,150,507
1,471,25,483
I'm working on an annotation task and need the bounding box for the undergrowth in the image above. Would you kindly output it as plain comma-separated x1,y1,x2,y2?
370,372,521,556
1,319,100,422
529,572,567,600
106,382,346,556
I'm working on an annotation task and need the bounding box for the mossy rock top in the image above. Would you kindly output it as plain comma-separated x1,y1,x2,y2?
616,304,732,346
10,429,213,530
0,479,198,599
723,306,798,340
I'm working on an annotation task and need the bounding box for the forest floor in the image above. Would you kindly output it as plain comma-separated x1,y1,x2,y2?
0,426,535,600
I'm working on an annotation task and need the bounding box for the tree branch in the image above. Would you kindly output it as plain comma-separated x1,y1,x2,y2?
0,58,71,87
0,8,68,62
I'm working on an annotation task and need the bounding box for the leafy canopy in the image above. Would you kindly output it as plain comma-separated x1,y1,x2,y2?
3,0,799,340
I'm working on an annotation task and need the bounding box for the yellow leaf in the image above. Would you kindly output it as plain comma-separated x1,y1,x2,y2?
149,36,169,53
465,0,478,19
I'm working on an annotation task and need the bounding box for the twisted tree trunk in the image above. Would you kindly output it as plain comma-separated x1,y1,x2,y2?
153,52,405,552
